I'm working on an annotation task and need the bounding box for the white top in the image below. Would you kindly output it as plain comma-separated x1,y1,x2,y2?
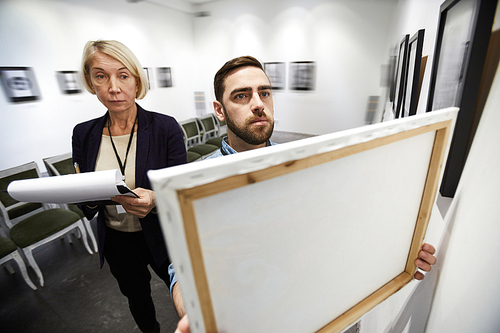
96,133,141,232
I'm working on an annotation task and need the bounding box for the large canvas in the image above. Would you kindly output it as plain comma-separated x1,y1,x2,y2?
149,108,458,333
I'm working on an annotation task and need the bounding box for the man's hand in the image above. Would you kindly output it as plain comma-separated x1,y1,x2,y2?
111,187,156,218
414,243,437,280
175,315,190,333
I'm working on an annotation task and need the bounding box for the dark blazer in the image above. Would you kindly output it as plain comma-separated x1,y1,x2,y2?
72,104,187,267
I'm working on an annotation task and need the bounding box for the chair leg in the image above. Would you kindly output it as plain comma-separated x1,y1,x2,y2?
11,251,37,290
77,221,93,255
82,217,98,252
4,261,15,274
22,248,44,287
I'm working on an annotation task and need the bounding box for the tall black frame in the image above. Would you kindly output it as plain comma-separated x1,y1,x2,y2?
393,35,409,118
426,0,498,197
402,29,425,117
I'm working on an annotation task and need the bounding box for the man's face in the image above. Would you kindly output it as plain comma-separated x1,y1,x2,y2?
215,66,274,147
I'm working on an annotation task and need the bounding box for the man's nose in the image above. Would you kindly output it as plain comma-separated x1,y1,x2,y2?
250,92,265,113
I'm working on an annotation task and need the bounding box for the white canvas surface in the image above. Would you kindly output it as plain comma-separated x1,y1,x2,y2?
148,108,458,333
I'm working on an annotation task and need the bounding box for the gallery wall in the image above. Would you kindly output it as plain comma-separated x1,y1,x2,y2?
0,0,197,172
191,0,397,135
0,0,398,172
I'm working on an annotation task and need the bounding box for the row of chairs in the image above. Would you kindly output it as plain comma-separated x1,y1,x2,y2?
179,113,228,162
0,155,98,290
0,114,226,289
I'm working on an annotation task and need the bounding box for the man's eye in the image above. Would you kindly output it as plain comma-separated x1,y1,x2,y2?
235,93,246,99
261,91,270,97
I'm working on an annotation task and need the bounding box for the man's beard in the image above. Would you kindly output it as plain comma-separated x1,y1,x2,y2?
223,107,274,145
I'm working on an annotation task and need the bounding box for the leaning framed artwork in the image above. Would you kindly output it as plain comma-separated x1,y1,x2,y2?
426,0,497,197
402,29,425,118
392,35,409,118
149,108,457,333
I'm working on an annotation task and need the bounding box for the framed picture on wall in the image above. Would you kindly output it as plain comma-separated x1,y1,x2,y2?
289,61,315,91
157,67,172,88
402,29,425,118
392,34,409,118
426,0,498,197
264,62,286,90
143,67,152,89
0,67,41,102
56,71,82,94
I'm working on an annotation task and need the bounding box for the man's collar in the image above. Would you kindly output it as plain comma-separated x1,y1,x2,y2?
221,136,274,155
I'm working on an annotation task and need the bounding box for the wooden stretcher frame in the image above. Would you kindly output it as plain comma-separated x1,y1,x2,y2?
149,108,457,333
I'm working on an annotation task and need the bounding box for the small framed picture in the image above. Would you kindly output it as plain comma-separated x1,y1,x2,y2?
289,61,315,91
264,62,286,90
56,71,82,94
0,67,41,102
143,67,152,89
157,67,172,88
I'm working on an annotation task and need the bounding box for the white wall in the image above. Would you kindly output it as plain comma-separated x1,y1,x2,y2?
192,0,397,135
371,1,500,332
424,7,500,332
0,0,197,172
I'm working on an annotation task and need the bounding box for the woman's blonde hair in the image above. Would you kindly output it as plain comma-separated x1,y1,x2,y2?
81,40,148,99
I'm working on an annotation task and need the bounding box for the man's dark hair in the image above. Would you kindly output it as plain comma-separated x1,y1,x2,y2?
213,56,265,103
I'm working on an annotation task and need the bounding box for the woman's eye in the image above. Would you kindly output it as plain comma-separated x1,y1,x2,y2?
120,75,128,79
96,74,105,79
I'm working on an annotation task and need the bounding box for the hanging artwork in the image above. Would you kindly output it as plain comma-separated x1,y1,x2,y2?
157,67,172,87
0,67,41,102
56,71,82,94
264,62,286,90
289,61,315,91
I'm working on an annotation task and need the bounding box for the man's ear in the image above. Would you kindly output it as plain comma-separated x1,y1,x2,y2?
213,101,225,121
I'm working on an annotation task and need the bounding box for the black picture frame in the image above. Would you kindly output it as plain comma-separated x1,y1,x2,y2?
56,71,82,94
0,67,41,102
264,62,286,90
157,67,172,88
392,35,409,118
426,0,498,197
289,61,315,91
402,29,425,118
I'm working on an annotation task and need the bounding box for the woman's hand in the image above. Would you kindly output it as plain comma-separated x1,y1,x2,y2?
111,187,156,218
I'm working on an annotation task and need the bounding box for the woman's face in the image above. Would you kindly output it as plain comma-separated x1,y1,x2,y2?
88,52,138,115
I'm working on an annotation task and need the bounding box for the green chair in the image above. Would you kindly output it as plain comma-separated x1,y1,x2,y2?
179,118,219,158
0,161,93,287
187,151,202,163
198,114,224,148
43,153,98,252
0,234,37,290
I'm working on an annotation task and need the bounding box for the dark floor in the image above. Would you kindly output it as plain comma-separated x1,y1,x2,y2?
0,217,179,333
0,131,316,333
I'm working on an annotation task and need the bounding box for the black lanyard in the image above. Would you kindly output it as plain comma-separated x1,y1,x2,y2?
108,114,137,181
